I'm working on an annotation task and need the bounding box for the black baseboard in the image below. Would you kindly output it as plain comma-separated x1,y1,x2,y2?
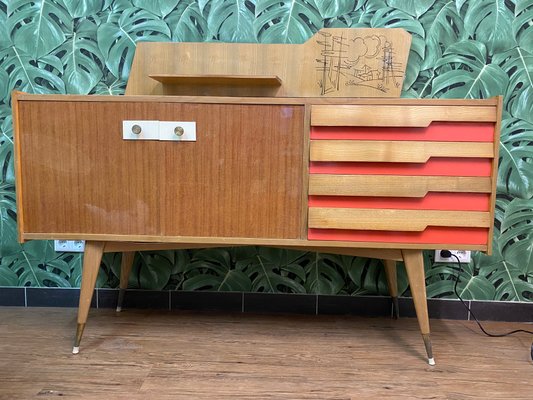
0,287,531,323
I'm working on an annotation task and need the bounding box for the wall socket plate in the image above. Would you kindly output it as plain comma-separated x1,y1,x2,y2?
434,250,471,263
54,240,85,252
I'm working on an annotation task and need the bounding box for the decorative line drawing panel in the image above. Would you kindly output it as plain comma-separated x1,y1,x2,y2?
316,31,405,96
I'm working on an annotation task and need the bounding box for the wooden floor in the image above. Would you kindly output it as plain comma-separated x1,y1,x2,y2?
0,307,531,399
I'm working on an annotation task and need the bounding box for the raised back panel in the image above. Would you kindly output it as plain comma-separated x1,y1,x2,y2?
126,28,411,98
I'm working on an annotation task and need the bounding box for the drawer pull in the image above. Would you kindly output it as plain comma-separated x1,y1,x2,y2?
308,208,491,231
131,124,142,135
123,120,196,141
309,175,492,197
311,105,498,127
310,140,494,163
123,120,159,140
160,121,196,141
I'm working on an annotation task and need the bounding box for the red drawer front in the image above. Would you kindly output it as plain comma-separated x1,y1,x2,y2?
308,193,490,211
308,227,489,245
310,122,495,142
309,158,492,177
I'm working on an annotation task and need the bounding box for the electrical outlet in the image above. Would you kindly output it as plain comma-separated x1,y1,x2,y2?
434,250,471,263
54,240,85,252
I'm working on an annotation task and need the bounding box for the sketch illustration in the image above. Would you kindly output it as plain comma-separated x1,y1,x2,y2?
315,31,405,95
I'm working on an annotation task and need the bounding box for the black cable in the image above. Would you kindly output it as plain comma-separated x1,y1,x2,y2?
440,250,533,361
439,250,533,339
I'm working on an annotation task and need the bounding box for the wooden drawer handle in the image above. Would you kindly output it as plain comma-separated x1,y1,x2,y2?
308,175,492,197
310,105,498,127
310,140,494,163
308,208,491,231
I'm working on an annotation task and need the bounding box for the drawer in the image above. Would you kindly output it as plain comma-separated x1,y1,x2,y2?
310,105,498,127
309,140,494,163
311,122,495,142
307,103,499,249
308,193,491,212
308,175,492,197
308,208,491,231
308,227,490,246
309,159,492,176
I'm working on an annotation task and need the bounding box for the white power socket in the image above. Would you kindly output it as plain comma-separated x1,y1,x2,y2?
434,250,471,263
54,240,85,252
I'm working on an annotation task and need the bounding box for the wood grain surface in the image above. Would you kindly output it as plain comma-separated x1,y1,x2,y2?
17,100,162,236
14,93,500,106
21,232,489,251
308,208,491,231
487,96,504,255
14,94,501,252
149,74,283,87
308,175,492,197
16,100,305,239
310,140,494,162
310,104,498,126
0,307,531,399
126,28,411,98
159,102,304,238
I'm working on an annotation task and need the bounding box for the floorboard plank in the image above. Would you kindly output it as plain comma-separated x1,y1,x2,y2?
0,307,531,399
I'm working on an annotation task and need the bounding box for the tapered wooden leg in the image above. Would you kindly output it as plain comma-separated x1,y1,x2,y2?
73,241,105,354
401,249,434,366
383,259,399,319
116,251,135,312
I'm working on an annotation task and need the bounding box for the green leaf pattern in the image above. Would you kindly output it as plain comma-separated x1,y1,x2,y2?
431,40,509,98
463,0,516,55
498,117,533,198
254,0,322,43
97,7,170,80
7,0,70,60
165,2,207,42
0,0,531,301
206,0,256,42
513,0,533,54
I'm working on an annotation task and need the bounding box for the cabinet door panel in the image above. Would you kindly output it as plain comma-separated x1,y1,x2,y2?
17,100,305,239
17,101,162,236
160,103,305,239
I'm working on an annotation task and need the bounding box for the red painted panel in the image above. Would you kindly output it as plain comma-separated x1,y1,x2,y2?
309,158,492,177
308,227,488,245
311,122,494,142
308,193,490,211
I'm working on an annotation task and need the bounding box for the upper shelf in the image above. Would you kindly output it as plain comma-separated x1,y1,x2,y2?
149,74,282,88
126,28,412,98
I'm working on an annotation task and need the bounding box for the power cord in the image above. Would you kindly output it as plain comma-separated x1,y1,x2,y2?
439,250,533,361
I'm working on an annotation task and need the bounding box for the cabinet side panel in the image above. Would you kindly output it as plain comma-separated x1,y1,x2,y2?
12,92,25,241
161,104,305,239
17,101,161,236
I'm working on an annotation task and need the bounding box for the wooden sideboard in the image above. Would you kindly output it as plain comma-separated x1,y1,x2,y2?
13,93,502,365
11,28,502,365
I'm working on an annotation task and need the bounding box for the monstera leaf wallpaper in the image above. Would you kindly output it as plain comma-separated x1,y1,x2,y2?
0,0,531,302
